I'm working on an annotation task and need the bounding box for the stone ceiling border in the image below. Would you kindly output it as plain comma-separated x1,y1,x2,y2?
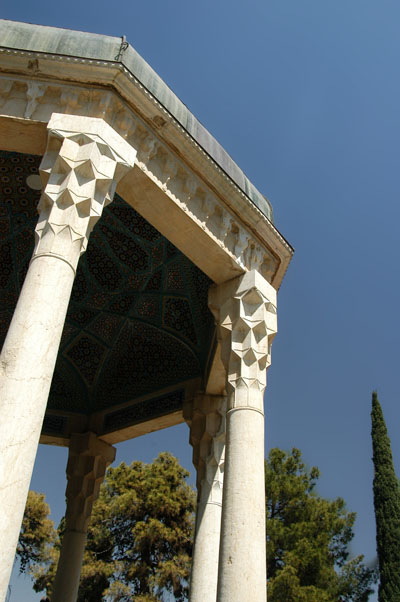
40,378,200,446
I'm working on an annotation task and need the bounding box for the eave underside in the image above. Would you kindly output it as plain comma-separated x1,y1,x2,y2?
0,150,215,444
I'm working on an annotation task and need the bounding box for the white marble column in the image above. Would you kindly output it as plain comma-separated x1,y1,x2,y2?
51,432,115,602
0,113,136,600
185,394,226,602
209,270,277,602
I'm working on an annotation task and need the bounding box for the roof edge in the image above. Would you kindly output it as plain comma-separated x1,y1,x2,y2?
0,19,274,222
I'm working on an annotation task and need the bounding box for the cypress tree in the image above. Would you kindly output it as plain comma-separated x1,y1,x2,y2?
371,391,400,601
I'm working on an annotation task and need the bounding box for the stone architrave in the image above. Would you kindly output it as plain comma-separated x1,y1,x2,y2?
185,394,227,602
0,113,136,600
51,433,116,602
208,270,277,602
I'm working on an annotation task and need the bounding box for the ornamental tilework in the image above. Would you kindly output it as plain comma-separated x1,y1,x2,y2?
66,335,107,386
42,414,67,436
88,313,123,346
0,150,215,421
163,297,197,344
59,323,80,349
145,268,163,291
99,224,149,272
49,357,90,412
0,310,11,349
110,203,160,242
104,389,185,432
0,241,12,288
49,372,69,399
68,307,99,328
133,294,160,323
152,241,164,267
86,243,122,291
95,321,200,409
70,265,89,303
108,293,137,314
165,262,185,293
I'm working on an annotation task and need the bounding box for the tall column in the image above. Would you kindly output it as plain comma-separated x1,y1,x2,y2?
185,394,227,602
209,270,277,602
0,113,136,600
51,432,116,602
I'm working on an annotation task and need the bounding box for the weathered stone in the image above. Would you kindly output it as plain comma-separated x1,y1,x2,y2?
209,271,277,602
185,394,227,602
0,114,135,599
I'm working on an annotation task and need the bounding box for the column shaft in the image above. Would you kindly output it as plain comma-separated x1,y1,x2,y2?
51,432,116,602
0,113,135,601
191,503,223,602
186,395,226,602
51,531,87,601
218,407,266,600
209,270,277,602
0,255,74,597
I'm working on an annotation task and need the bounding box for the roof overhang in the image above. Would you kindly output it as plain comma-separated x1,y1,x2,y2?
0,19,293,289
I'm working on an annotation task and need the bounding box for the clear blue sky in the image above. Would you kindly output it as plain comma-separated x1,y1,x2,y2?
4,1,400,600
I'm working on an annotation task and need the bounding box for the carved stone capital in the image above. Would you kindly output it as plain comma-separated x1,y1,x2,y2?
208,271,277,412
34,113,136,271
65,432,116,533
185,394,226,508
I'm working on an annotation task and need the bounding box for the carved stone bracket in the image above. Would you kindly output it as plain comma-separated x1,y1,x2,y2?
208,270,277,413
185,394,227,509
51,433,116,602
34,113,136,271
65,432,116,533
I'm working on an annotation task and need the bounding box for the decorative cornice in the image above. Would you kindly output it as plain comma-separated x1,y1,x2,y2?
0,49,293,287
0,42,275,219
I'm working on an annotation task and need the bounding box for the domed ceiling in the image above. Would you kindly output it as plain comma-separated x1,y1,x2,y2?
0,150,215,439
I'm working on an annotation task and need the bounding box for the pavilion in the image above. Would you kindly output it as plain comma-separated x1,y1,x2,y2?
0,19,293,602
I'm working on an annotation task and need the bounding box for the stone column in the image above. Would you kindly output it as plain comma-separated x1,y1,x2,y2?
0,113,136,600
51,432,116,602
185,394,227,602
208,270,277,602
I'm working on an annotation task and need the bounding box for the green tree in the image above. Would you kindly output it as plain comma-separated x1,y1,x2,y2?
16,490,57,574
30,452,195,601
371,391,400,601
22,449,375,601
266,447,376,602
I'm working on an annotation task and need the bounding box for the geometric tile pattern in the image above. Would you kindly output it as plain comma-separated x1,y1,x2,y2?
104,389,185,433
41,414,68,436
0,150,214,419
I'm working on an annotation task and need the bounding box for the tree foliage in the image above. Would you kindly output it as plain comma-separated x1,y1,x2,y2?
266,447,376,602
16,490,57,574
28,452,195,601
371,391,400,601
21,448,376,601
